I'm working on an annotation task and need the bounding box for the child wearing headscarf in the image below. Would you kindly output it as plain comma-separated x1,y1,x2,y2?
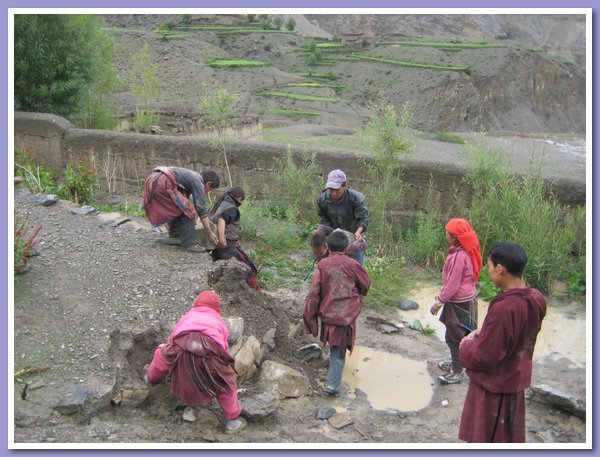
145,290,246,434
430,218,482,384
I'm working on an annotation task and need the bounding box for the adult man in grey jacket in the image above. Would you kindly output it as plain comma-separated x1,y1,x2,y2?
316,169,370,265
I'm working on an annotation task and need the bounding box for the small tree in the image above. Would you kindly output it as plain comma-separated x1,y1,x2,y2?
273,17,284,30
361,94,414,251
258,14,271,29
304,39,322,66
285,17,296,31
130,43,160,127
198,82,240,187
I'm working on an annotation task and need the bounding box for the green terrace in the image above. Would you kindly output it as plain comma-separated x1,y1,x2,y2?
377,40,510,49
349,54,471,73
265,109,320,117
260,91,342,103
208,59,270,68
297,72,340,81
286,82,324,88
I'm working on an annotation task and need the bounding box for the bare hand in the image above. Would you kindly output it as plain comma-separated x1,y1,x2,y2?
209,233,219,246
430,303,442,316
217,238,227,249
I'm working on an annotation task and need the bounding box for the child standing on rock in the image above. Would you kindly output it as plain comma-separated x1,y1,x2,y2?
303,230,371,395
459,242,547,442
430,218,482,385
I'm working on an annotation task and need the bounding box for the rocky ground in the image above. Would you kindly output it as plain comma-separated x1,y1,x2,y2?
12,184,586,446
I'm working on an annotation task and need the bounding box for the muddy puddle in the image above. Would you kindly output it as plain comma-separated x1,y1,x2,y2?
342,345,434,412
399,283,586,367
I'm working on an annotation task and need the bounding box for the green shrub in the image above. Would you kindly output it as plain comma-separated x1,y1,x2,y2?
465,137,583,293
262,147,320,225
364,255,412,308
58,155,100,205
134,109,160,128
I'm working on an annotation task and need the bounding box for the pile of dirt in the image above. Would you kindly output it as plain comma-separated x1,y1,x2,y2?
12,184,586,445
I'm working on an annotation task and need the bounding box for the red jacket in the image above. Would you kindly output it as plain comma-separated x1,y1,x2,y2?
460,287,547,393
303,252,371,349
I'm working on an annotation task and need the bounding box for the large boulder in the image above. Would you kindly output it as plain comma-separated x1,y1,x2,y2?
258,360,312,399
234,335,261,377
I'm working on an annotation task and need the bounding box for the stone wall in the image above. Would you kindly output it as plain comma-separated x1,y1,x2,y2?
13,112,584,223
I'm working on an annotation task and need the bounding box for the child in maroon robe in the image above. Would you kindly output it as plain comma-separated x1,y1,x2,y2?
303,230,371,394
458,241,547,443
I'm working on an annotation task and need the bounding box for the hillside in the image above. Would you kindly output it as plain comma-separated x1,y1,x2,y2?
102,13,586,134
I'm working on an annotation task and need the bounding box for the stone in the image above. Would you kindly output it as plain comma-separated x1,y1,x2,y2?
182,406,197,422
110,216,131,227
366,316,404,329
258,360,312,399
379,323,400,334
240,390,280,419
29,193,59,206
529,384,586,419
315,406,336,420
111,387,149,408
294,343,323,361
262,328,276,351
287,322,303,339
224,317,244,346
96,212,122,225
255,346,270,367
71,205,96,216
328,413,354,430
234,335,261,377
55,384,89,415
399,299,420,311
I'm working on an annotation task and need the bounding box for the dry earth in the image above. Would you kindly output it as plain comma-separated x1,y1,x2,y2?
12,184,586,446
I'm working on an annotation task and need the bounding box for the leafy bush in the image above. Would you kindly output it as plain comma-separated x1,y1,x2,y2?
286,17,296,31
464,137,583,293
14,211,42,273
134,108,160,128
14,15,119,120
364,255,412,308
261,147,320,226
57,155,100,205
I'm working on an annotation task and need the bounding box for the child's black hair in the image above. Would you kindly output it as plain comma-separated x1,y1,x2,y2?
487,241,528,277
201,170,221,189
311,232,327,249
326,230,350,253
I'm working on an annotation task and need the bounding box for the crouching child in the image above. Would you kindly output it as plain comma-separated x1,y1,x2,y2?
145,290,247,434
458,241,547,442
303,230,371,394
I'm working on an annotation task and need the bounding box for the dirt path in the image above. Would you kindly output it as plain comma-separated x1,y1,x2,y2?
12,185,585,445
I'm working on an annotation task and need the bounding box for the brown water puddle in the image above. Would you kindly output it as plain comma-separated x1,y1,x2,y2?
398,284,586,367
342,345,434,412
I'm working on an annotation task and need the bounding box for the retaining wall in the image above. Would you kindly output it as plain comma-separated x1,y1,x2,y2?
14,112,585,224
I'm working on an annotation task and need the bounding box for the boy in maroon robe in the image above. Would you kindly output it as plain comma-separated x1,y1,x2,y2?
303,230,371,394
458,241,547,443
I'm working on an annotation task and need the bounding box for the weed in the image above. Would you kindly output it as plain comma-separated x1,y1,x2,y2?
58,155,100,205
134,109,160,128
95,202,145,218
266,109,319,117
364,255,412,308
351,54,471,73
14,211,42,274
261,91,341,103
409,319,436,336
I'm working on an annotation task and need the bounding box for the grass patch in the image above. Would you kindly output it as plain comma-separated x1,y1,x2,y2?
377,40,509,49
208,59,269,68
286,82,324,88
297,72,340,81
266,109,320,117
95,202,146,218
364,256,414,308
316,42,344,48
351,54,471,73
433,132,466,144
263,129,368,151
260,91,342,103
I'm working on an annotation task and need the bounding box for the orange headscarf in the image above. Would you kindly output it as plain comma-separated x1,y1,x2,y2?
445,218,482,283
193,290,221,314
